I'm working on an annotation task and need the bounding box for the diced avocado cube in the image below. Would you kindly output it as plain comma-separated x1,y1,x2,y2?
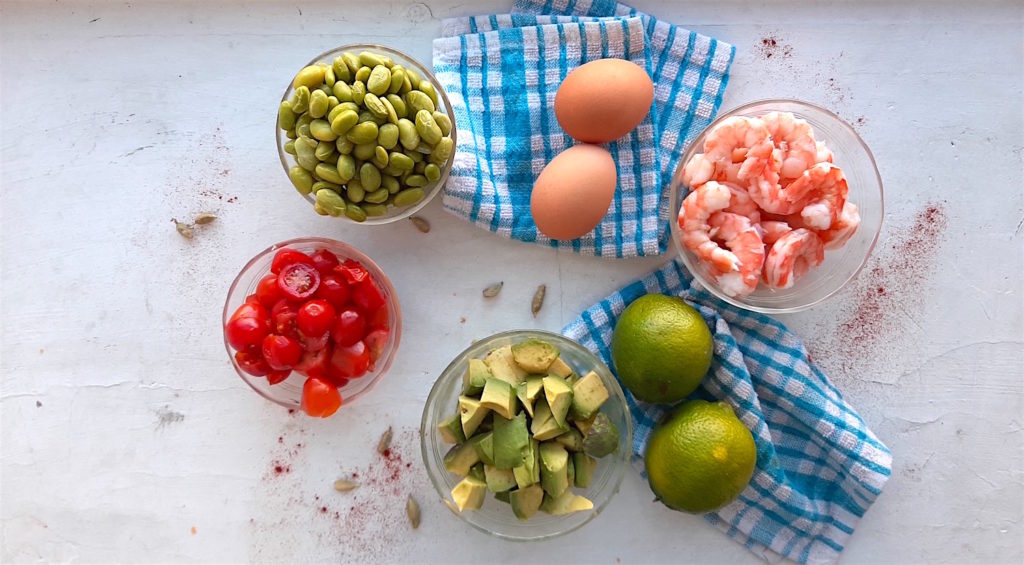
484,464,518,493
539,490,594,515
570,371,609,420
468,462,485,481
484,345,528,385
492,412,530,470
516,382,532,418
582,413,620,458
462,358,492,395
567,453,575,486
509,484,544,520
473,432,494,466
513,439,540,488
554,428,584,452
459,395,489,438
539,442,570,497
479,377,517,419
516,375,545,418
574,414,597,435
494,490,511,503
573,452,597,488
438,413,466,445
531,397,569,441
542,376,573,427
443,440,481,476
511,339,560,373
451,476,487,511
547,357,574,379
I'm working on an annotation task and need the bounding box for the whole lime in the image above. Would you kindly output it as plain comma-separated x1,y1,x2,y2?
610,294,713,403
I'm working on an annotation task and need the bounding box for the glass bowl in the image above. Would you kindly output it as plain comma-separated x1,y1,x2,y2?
668,99,884,313
276,44,456,225
222,237,401,411
420,330,633,541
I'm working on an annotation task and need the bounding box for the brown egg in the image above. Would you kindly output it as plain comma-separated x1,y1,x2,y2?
531,144,617,241
555,59,654,143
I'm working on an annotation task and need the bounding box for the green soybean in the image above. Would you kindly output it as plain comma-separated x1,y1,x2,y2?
386,94,407,118
347,182,365,203
290,86,311,114
363,203,388,217
358,51,388,68
415,110,442,145
381,175,400,194
405,174,428,187
297,153,318,171
332,81,353,102
353,142,377,161
278,102,297,130
432,136,454,163
354,65,371,83
381,97,399,124
389,151,414,171
414,161,426,174
337,155,356,181
335,138,355,155
293,65,326,90
345,203,367,222
418,81,438,107
364,187,389,204
406,90,435,115
283,139,296,155
393,188,425,207
351,81,366,105
285,128,297,140
330,110,359,136
315,140,336,161
406,148,424,163
378,123,399,149
289,166,314,194
324,66,336,87
342,52,361,75
316,188,346,216
315,163,345,184
389,66,406,94
308,89,329,118
405,67,422,90
346,122,378,145
311,180,341,194
310,119,338,141
360,162,382,191
432,111,452,136
424,163,441,182
332,56,352,83
374,145,389,168
364,93,388,119
367,65,391,95
397,118,420,150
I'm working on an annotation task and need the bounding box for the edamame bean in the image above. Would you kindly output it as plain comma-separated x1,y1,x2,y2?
316,189,346,216
405,67,422,89
406,148,424,163
381,175,400,194
414,142,433,154
358,51,388,68
415,110,442,145
346,122,378,144
364,187,389,204
289,166,314,195
296,122,311,138
414,161,426,174
297,153,318,171
332,81,353,102
326,96,339,113
310,119,338,141
324,66,336,87
397,118,420,150
315,163,345,184
309,89,329,118
342,52,361,75
351,81,366,105
389,66,406,94
367,65,391,95
388,151,414,171
318,84,332,96
278,102,297,130
354,65,371,83
393,188,425,207
290,86,310,114
353,142,377,161
336,138,355,154
405,174,428,187
294,136,317,156
381,165,403,177
314,140,335,161
283,139,296,155
373,145,389,168
418,82,438,107
293,65,325,90
337,155,356,181
431,136,454,162
381,97,399,124
330,110,359,136
347,182,365,203
345,203,367,222
311,180,341,194
432,111,452,136
332,56,351,83
313,202,329,216
360,162,382,191
406,90,435,115
364,93,388,119
363,203,388,216
386,94,407,118
285,128,297,140
424,163,441,182
378,123,399,149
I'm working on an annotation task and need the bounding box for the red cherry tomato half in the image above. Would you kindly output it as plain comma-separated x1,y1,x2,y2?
331,308,366,347
295,346,331,380
255,274,283,307
245,293,260,304
267,369,291,385
315,274,351,308
329,340,370,379
277,263,320,301
309,249,340,274
271,248,313,274
226,303,271,350
366,305,390,331
364,328,390,363
235,347,270,377
301,377,343,418
297,299,336,337
231,302,269,323
299,331,330,352
261,334,303,370
352,279,386,314
271,300,300,338
335,259,369,285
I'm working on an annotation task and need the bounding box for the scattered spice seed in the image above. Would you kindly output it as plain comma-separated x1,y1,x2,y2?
409,216,430,233
333,479,359,492
482,281,503,298
194,212,217,225
406,495,421,529
172,218,193,239
531,284,546,317
376,426,393,455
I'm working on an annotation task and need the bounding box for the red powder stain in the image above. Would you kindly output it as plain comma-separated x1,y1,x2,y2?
758,35,793,60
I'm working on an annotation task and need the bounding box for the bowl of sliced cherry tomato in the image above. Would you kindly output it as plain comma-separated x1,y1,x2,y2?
222,237,401,418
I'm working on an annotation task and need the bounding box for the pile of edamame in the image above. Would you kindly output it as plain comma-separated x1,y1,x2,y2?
279,50,454,221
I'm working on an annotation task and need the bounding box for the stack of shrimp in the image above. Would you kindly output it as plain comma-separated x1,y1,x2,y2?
678,111,860,298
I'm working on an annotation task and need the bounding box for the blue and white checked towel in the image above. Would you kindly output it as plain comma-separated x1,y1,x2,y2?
563,259,893,565
434,1,734,257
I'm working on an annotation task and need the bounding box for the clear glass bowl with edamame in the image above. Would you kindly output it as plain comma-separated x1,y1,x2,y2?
276,44,457,224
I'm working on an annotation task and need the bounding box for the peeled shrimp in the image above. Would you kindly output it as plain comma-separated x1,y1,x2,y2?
739,140,812,215
703,116,772,162
721,182,761,223
707,212,765,297
680,153,716,188
789,163,849,230
678,182,744,273
763,228,825,289
759,220,793,245
815,140,834,164
817,201,861,250
760,111,819,180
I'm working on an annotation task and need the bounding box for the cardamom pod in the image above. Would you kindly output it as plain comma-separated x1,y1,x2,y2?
333,479,358,492
406,495,421,529
194,212,217,225
531,284,546,317
377,426,393,454
409,216,430,233
482,282,503,298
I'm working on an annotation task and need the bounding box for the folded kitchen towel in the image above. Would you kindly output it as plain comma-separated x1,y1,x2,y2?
432,17,663,257
563,259,892,565
434,2,734,256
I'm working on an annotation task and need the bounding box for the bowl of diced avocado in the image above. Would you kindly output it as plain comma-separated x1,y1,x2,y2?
420,330,633,540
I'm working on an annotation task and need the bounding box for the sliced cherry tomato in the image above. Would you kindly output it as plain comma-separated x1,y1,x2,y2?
235,347,270,376
331,308,366,347
335,259,369,285
271,248,313,274
297,299,336,337
226,303,270,350
294,346,331,380
366,305,389,330
301,376,343,418
351,278,386,313
261,334,302,370
309,249,340,274
299,331,330,352
277,263,320,301
271,300,300,338
329,340,370,379
230,302,269,323
245,293,260,304
315,274,351,308
364,328,390,363
267,369,291,385
255,274,283,307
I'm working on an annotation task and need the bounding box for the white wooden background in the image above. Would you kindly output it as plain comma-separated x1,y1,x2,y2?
2,1,1021,563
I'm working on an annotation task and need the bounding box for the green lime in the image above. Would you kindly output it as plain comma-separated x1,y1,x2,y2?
645,400,757,513
610,294,712,403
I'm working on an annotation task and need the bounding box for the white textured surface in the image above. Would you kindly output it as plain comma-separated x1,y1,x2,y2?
1,1,1021,563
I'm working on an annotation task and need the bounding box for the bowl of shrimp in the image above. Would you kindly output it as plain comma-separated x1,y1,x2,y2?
669,99,883,313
